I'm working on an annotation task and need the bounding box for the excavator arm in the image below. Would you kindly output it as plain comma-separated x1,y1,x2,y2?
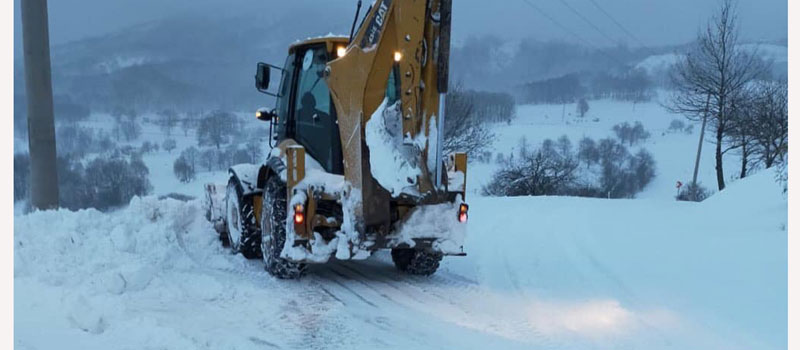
327,0,453,231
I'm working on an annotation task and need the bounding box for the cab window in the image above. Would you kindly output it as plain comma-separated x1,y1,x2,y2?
293,46,343,174
274,53,295,139
386,67,400,105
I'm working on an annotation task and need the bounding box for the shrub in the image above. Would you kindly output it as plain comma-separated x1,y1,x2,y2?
200,148,218,171
676,182,710,202
83,155,151,210
56,155,92,210
197,111,240,149
174,155,195,183
56,126,115,158
482,137,579,196
577,137,599,166
162,139,177,153
577,98,589,118
140,141,156,154
668,119,686,133
612,121,650,146
181,147,200,170
51,154,152,211
227,145,251,166
113,119,142,142
484,136,656,199
596,138,656,198
173,147,200,183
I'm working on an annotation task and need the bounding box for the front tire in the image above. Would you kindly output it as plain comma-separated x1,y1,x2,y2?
391,248,443,276
225,179,262,259
260,176,307,279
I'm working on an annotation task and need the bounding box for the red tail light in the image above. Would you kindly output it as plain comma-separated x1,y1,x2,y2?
458,203,469,223
294,204,305,225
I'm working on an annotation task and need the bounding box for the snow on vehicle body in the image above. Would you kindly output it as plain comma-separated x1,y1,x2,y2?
206,0,467,278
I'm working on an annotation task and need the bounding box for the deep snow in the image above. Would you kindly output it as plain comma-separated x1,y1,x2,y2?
14,93,787,349
14,170,786,350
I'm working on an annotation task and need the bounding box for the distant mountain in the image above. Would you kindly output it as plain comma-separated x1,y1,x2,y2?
448,36,675,94
634,42,788,85
15,11,351,114
16,10,785,116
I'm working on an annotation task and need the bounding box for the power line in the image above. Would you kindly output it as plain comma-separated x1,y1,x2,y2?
519,0,629,67
519,0,598,49
585,0,651,50
553,0,621,46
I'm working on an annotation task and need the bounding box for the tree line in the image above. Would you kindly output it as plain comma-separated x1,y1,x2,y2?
517,69,654,105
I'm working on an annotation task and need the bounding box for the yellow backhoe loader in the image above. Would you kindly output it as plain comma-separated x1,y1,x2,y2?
205,0,468,279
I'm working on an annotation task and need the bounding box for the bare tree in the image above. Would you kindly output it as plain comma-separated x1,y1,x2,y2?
162,138,177,153
722,88,758,178
748,80,788,168
200,148,217,171
159,108,179,136
668,0,765,190
443,83,495,155
197,110,239,149
180,116,196,136
576,98,589,118
173,156,195,183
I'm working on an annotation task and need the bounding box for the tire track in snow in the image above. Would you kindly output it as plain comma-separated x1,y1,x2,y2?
174,222,365,349
328,265,399,304
332,261,548,344
317,285,346,306
182,220,546,347
312,269,379,308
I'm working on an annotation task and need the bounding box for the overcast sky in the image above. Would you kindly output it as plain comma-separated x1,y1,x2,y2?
14,0,787,50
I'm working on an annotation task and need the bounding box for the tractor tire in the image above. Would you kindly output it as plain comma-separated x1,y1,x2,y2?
391,248,443,276
225,179,262,259
260,176,307,279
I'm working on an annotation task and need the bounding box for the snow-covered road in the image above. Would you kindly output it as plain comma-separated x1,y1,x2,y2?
14,172,786,350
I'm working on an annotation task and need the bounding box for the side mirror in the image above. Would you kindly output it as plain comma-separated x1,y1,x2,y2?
256,107,277,122
255,63,270,91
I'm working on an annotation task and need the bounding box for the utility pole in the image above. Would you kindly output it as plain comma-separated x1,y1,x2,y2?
691,94,711,188
21,0,59,210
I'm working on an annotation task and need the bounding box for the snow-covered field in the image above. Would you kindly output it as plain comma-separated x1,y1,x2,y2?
469,94,751,200
14,96,787,349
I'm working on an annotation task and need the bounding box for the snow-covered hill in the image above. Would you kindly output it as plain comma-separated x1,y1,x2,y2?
634,43,788,82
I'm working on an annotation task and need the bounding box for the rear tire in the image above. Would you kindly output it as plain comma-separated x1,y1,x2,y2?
225,179,262,259
391,248,442,276
260,176,307,279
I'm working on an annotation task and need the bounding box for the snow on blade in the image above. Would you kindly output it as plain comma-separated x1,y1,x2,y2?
388,201,466,255
365,98,423,197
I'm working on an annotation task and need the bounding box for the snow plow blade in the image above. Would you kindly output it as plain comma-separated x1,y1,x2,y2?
204,183,227,234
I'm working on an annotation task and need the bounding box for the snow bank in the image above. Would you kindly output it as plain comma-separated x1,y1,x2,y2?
449,168,786,349
14,196,236,348
15,197,209,285
703,169,785,207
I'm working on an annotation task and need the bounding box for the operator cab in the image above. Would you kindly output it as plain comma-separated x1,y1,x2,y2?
254,37,349,175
